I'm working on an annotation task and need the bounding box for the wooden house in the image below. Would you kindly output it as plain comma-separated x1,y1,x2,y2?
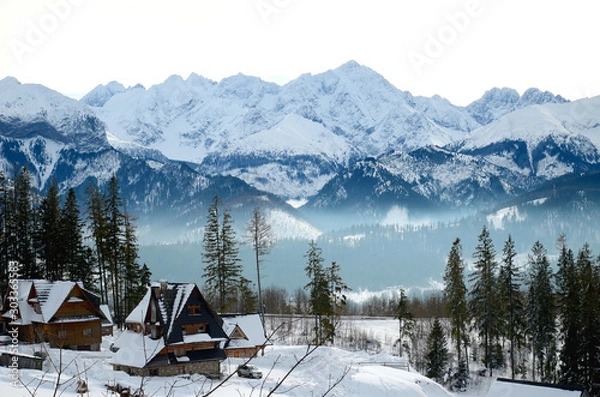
221,313,270,358
1,280,108,351
111,281,228,377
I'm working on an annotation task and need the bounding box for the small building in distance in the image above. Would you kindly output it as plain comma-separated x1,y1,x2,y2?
487,378,590,397
1,280,108,351
111,281,228,377
221,313,270,358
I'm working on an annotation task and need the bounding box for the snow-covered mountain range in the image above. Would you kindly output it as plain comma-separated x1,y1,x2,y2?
1,60,600,239
82,60,596,207
0,77,319,242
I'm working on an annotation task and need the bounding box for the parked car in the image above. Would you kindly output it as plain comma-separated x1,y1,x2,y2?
237,364,262,379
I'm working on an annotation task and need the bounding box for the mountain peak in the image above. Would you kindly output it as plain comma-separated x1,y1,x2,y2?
467,86,567,125
80,81,126,107
0,76,21,89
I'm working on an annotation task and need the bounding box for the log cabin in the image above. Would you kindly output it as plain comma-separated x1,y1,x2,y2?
1,280,110,351
221,313,270,358
111,281,228,377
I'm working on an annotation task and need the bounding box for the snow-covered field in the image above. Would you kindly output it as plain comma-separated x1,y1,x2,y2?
0,318,495,396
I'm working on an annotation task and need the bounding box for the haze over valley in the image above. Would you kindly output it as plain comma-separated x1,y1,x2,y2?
1,62,600,293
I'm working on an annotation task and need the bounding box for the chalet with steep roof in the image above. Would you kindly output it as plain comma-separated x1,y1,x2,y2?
221,313,270,358
1,280,108,351
111,281,228,377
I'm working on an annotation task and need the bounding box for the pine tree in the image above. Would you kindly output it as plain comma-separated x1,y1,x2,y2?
304,240,333,344
61,188,92,286
85,182,109,304
201,195,243,313
123,211,148,318
395,288,414,357
443,238,469,364
104,174,126,327
327,260,350,336
12,167,36,278
498,234,525,379
468,225,500,375
39,179,62,280
526,240,555,382
556,235,580,385
245,206,275,322
576,243,600,391
426,318,449,383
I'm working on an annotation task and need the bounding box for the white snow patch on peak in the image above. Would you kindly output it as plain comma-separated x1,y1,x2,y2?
226,114,354,160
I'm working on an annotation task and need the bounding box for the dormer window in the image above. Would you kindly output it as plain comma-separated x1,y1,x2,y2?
187,305,201,315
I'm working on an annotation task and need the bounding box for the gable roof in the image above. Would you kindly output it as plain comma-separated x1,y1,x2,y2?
125,282,227,345
488,378,588,397
221,313,270,350
3,280,105,325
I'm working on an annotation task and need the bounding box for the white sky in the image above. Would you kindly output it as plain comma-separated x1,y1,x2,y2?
1,0,599,106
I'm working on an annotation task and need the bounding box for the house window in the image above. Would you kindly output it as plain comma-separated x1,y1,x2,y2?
174,347,186,357
198,323,208,333
177,366,185,374
82,328,92,337
58,330,67,340
188,305,201,315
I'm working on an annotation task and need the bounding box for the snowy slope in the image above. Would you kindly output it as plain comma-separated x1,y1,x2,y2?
0,77,320,241
80,81,126,107
86,61,479,199
456,97,600,179
0,340,452,397
0,77,108,151
466,87,568,125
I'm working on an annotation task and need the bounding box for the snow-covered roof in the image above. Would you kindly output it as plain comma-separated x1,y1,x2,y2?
111,330,165,369
124,282,227,345
4,280,103,325
487,378,586,397
222,313,270,349
99,304,114,326
125,286,151,325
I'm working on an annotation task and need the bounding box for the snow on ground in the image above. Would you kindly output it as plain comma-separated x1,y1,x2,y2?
0,316,509,396
0,334,454,396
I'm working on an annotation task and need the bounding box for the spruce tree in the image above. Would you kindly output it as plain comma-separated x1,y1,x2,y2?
556,235,580,385
39,179,62,280
468,225,500,375
304,240,332,344
123,211,148,318
576,243,600,391
526,241,555,382
104,174,126,327
327,260,350,341
201,195,243,313
61,188,92,286
13,167,36,278
395,288,414,357
498,234,525,379
86,182,109,304
426,318,449,383
443,238,469,364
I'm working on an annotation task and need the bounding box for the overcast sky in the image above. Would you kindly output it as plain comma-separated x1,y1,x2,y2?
1,0,599,106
